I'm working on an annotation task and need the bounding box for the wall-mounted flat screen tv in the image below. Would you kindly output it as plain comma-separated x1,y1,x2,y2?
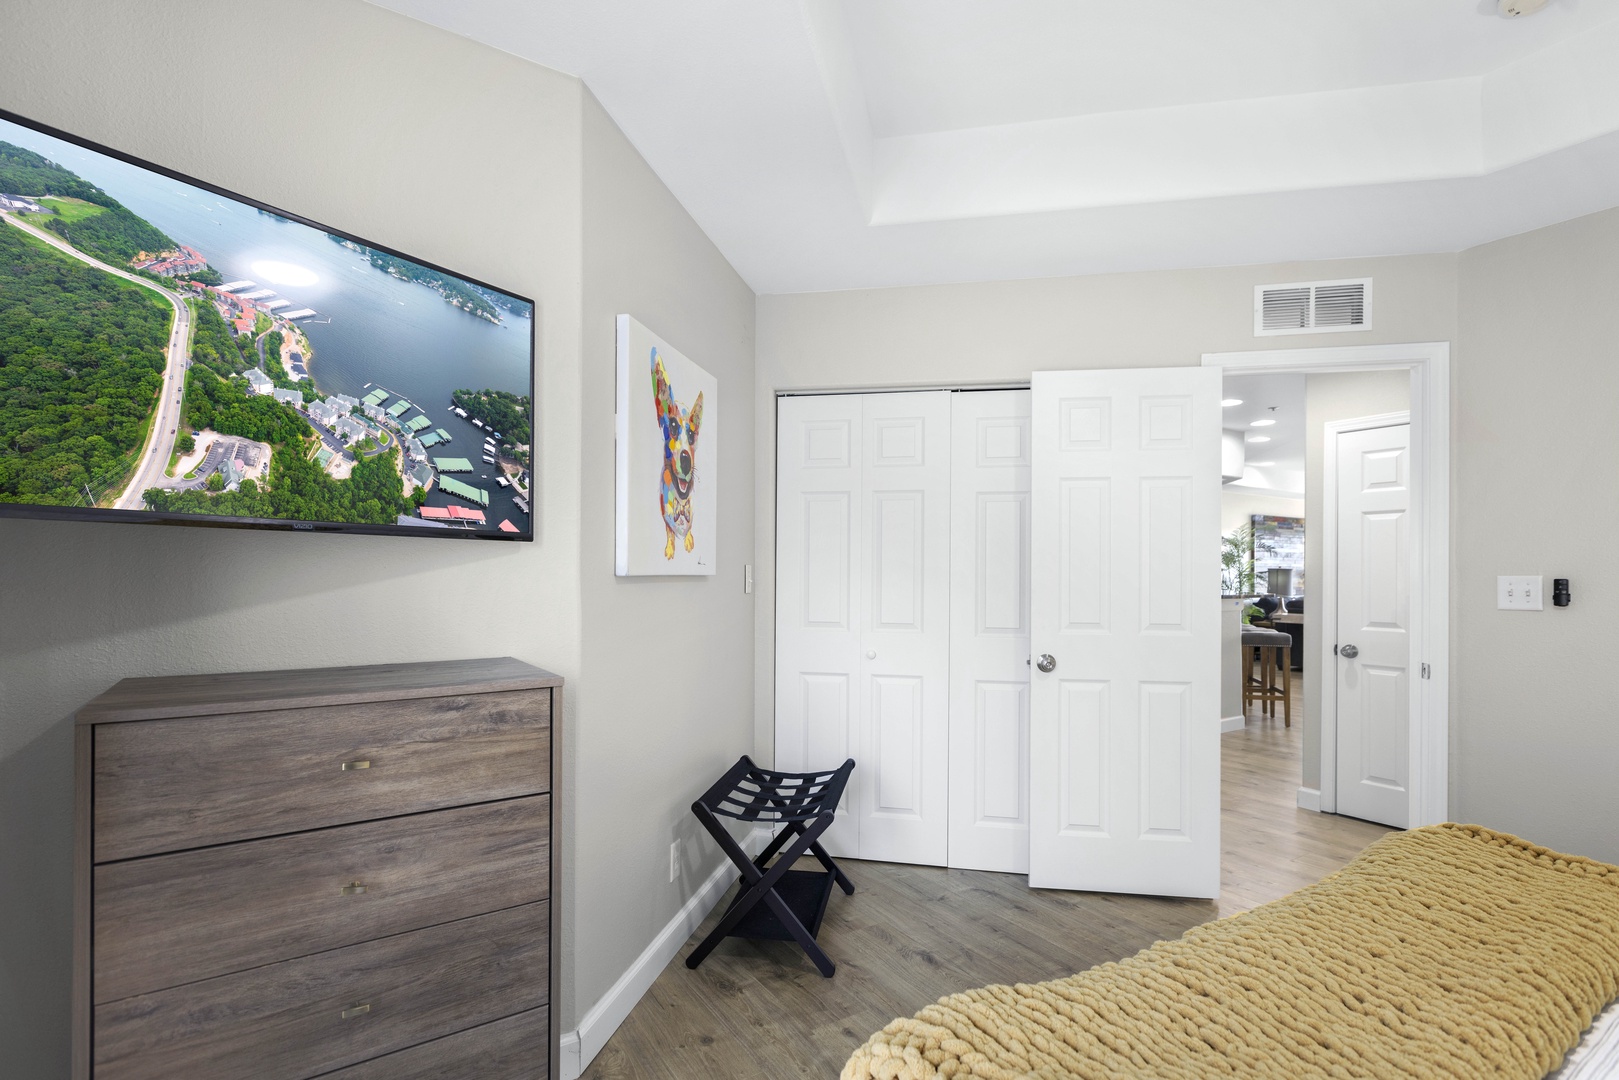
0,108,534,540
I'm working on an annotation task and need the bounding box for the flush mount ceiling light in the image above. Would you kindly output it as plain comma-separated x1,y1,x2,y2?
1247,435,1272,443
1247,460,1276,466
1250,418,1276,427
1221,398,1243,407
1499,0,1549,16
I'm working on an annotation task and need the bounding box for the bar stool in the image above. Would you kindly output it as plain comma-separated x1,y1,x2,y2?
1241,627,1292,726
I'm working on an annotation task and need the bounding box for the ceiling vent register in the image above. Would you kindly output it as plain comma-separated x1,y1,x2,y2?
1254,278,1371,337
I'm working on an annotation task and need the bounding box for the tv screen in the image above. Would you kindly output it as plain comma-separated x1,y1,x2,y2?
0,108,534,540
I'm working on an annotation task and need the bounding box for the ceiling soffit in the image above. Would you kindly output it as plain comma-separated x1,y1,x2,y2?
358,0,1619,293
807,11,1619,225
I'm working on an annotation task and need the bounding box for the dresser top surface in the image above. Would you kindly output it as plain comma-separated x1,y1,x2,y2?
77,657,561,725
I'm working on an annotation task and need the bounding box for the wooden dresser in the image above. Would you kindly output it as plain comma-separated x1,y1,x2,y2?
73,657,560,1080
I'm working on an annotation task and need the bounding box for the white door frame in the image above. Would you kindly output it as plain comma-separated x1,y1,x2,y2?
1323,411,1412,822
1200,342,1449,828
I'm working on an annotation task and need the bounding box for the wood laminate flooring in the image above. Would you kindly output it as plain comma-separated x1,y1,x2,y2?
583,678,1389,1079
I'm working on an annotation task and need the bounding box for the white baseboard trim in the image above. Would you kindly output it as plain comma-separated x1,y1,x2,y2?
560,826,770,1080
1220,714,1246,734
1296,786,1322,812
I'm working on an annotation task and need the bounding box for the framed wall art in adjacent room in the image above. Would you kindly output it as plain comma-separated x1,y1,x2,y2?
1252,514,1305,594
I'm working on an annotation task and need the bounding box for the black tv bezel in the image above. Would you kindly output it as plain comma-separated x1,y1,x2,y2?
0,106,537,543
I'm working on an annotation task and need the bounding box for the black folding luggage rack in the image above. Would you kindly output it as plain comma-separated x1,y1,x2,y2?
685,755,856,977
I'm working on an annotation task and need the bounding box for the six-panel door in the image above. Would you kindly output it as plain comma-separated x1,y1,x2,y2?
1333,421,1412,829
947,390,1033,874
1027,368,1222,898
774,392,951,865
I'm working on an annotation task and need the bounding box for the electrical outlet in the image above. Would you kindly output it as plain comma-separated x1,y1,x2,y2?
1497,575,1544,611
669,839,680,883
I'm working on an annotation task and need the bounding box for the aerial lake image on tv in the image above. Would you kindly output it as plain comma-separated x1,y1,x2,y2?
0,116,534,536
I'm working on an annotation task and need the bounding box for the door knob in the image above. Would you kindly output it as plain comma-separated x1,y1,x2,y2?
866,650,876,659
1339,644,1359,659
1035,654,1057,673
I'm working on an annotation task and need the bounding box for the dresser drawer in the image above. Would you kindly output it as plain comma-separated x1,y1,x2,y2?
93,900,548,1080
94,690,550,860
95,795,549,1003
318,1008,548,1080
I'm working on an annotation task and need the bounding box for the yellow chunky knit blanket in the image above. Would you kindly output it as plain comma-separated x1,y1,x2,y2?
843,824,1619,1080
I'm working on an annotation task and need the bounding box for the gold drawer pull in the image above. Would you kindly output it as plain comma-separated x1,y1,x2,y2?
341,1003,371,1019
340,759,371,771
341,882,367,896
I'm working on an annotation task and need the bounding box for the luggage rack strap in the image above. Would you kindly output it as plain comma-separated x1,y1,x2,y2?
696,755,854,824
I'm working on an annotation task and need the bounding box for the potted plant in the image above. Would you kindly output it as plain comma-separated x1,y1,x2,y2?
1221,522,1257,600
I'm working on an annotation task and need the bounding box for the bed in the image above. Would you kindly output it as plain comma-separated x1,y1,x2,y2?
1546,999,1619,1080
843,824,1619,1080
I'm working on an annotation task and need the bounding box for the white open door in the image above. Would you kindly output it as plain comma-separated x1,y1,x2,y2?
947,389,1032,874
1332,420,1412,829
1028,368,1222,897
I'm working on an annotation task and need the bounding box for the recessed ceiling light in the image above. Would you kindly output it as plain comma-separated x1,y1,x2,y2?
1250,419,1276,427
1247,460,1275,467
1221,398,1243,407
1247,435,1271,443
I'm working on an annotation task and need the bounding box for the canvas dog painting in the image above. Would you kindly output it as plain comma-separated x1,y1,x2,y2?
652,349,704,559
615,314,717,576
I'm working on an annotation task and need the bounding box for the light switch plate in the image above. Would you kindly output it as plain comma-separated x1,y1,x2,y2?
1497,575,1544,610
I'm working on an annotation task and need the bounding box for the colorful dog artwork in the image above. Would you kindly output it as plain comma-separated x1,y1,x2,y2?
615,315,717,576
652,351,704,559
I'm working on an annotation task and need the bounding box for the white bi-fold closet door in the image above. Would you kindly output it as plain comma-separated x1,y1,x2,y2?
774,389,1036,875
774,391,954,866
776,372,1221,898
948,390,1035,874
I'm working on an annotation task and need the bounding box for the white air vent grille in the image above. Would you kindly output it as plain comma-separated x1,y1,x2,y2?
1255,278,1371,336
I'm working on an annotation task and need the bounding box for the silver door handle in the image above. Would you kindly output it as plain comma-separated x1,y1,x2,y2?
1339,644,1359,659
1035,654,1056,673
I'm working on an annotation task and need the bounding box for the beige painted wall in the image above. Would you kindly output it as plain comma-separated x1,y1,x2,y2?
577,90,756,1025
755,254,1459,761
1299,371,1412,791
0,4,584,1073
1454,206,1619,863
0,2,755,1072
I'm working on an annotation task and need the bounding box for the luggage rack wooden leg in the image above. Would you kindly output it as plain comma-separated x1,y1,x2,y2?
754,818,855,896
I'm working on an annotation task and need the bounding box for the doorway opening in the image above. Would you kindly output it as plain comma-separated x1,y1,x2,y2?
1204,342,1450,830
1218,370,1411,827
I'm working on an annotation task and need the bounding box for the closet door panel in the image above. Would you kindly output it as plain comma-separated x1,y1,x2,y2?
775,395,862,856
855,391,952,866
948,390,1033,873
779,390,1025,872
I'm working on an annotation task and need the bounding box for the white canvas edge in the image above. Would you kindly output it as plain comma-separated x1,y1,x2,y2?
615,313,632,576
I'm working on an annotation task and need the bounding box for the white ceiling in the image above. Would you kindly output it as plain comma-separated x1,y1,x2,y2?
844,1,1616,135
1222,373,1307,499
365,0,1619,294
